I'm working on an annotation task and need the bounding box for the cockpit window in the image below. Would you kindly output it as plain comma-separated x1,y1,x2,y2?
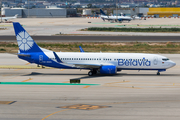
162,58,169,61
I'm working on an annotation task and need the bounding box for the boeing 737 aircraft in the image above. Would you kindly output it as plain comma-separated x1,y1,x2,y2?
13,22,176,76
100,9,132,22
2,14,18,21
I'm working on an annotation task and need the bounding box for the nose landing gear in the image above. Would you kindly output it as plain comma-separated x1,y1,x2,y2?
157,72,160,75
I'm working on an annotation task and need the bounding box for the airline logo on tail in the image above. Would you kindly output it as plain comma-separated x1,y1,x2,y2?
13,22,42,53
16,31,34,51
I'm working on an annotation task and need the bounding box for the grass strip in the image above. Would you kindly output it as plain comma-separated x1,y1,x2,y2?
1,42,180,54
86,27,180,32
0,82,99,86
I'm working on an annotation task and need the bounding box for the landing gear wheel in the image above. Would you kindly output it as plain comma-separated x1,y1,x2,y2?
88,71,93,76
157,72,160,75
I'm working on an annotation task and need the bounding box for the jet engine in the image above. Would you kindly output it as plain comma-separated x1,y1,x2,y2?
100,65,117,74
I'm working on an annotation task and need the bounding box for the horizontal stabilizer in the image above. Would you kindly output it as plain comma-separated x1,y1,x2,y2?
17,54,31,57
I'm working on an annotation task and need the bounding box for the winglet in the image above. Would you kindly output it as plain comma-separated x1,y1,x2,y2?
53,51,63,63
79,46,84,52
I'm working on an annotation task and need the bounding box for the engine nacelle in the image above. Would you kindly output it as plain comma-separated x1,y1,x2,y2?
100,65,117,74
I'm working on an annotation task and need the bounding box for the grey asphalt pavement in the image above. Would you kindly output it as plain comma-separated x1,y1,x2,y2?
0,53,180,120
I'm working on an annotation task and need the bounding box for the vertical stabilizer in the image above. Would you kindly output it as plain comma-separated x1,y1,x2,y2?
13,22,42,53
100,9,107,16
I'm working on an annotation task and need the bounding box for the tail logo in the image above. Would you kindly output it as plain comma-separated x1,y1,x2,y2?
16,31,34,51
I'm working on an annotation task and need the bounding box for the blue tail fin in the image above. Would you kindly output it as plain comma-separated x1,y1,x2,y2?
13,22,42,53
100,9,107,16
79,46,84,52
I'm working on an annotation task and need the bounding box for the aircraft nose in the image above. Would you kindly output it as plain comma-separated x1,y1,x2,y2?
171,62,176,67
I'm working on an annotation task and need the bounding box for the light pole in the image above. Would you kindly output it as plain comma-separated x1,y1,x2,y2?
28,0,29,18
0,0,2,23
116,0,118,22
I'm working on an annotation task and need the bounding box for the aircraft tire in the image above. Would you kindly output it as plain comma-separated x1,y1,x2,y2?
88,71,93,76
157,72,160,75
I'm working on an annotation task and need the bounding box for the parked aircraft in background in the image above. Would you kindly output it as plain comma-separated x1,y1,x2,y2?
100,9,132,22
2,14,18,21
132,15,141,20
13,22,176,76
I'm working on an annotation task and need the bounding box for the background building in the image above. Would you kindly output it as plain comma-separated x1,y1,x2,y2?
113,8,139,16
148,8,180,17
1,8,77,18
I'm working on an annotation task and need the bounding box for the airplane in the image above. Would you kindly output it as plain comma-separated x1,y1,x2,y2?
1,14,18,21
100,9,132,22
13,22,176,76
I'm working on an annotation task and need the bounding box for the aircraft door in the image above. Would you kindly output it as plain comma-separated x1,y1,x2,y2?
153,56,158,66
39,55,43,63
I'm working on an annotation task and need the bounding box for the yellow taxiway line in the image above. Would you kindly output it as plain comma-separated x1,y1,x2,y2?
41,109,70,120
60,69,65,71
83,86,90,88
22,78,33,82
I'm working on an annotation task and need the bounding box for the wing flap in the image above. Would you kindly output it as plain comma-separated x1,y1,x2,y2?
67,62,113,68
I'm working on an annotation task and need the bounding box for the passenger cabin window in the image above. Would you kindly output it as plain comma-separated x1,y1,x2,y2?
162,58,169,61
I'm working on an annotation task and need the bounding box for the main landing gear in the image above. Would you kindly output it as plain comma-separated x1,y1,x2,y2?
88,71,93,76
88,69,97,76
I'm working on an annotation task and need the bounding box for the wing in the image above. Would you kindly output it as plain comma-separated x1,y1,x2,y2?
67,62,113,69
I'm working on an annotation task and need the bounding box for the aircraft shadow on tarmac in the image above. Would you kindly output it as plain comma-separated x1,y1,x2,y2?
22,72,180,80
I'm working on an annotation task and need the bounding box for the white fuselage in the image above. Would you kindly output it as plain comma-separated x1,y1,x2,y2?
100,15,132,21
2,15,18,21
44,52,176,70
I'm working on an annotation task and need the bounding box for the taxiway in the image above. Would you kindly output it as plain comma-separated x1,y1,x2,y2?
0,53,180,120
